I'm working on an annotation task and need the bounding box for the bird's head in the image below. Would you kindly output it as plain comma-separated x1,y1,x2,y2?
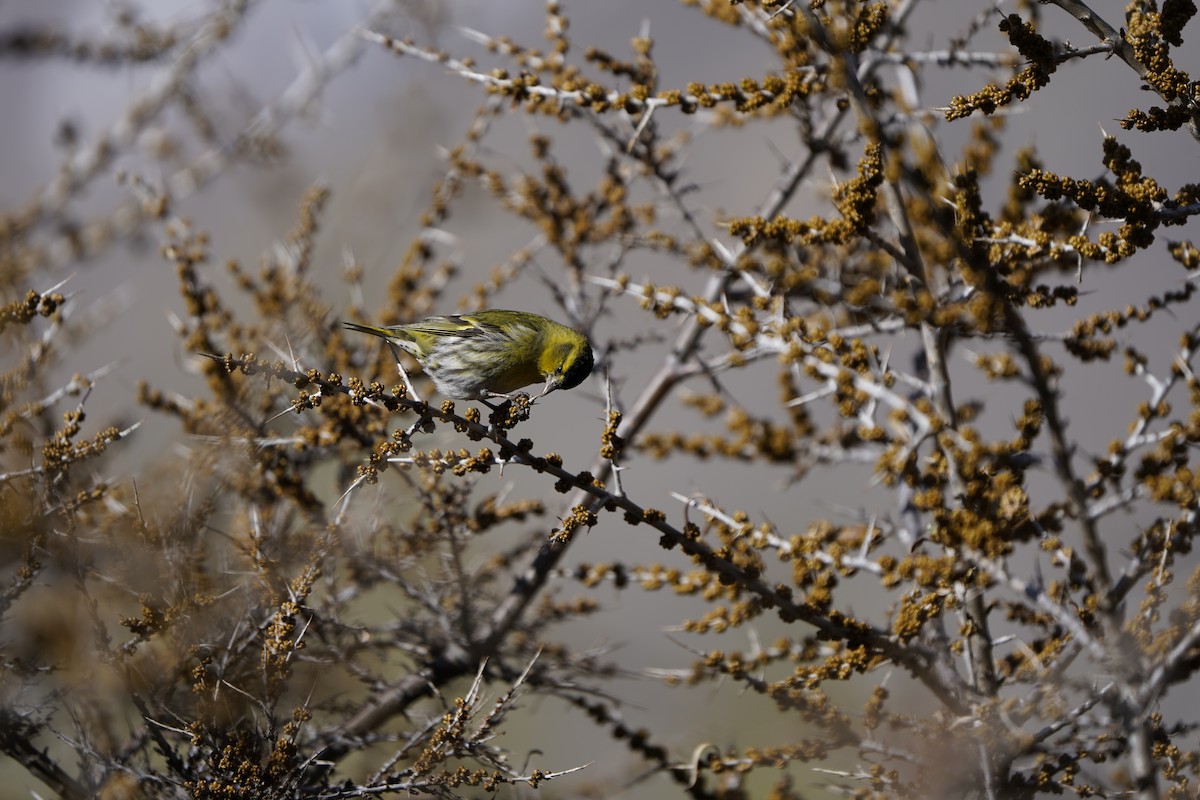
540,329,594,396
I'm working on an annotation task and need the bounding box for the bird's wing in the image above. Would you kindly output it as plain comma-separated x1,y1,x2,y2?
403,315,504,339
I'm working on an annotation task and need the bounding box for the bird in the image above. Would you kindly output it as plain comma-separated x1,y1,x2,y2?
342,309,594,401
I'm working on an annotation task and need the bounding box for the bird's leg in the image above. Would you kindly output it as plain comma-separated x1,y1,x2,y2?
482,396,509,430
484,390,540,407
483,392,532,430
480,392,515,423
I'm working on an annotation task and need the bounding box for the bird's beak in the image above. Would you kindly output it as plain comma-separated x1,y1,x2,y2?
541,379,556,397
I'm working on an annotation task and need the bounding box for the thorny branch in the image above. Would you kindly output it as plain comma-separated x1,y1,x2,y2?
5,0,1200,798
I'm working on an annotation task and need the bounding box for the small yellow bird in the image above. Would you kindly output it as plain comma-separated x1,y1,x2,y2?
342,309,594,401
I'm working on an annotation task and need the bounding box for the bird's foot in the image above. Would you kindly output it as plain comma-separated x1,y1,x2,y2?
485,392,532,430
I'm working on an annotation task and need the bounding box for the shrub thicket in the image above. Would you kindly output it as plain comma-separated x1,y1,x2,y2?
3,1,1200,798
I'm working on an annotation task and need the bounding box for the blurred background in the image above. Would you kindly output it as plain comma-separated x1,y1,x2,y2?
3,1,1198,797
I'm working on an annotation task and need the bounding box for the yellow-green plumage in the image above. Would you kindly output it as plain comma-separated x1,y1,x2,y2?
342,309,594,401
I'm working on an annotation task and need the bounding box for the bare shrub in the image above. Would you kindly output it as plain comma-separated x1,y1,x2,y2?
3,1,1200,797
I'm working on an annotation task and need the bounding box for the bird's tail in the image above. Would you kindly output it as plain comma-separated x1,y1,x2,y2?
341,320,423,354
342,320,402,340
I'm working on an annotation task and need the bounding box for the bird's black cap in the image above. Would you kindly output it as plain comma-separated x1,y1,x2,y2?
560,343,594,391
